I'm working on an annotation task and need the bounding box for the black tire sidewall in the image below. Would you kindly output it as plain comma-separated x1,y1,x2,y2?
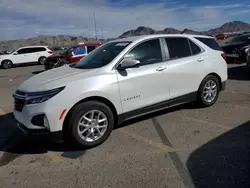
1,60,12,69
198,75,220,107
69,101,114,149
39,57,46,65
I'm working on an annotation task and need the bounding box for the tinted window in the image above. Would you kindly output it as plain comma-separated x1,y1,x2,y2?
35,47,46,52
195,37,222,51
74,46,86,55
165,37,191,59
87,46,97,53
16,48,29,54
229,35,250,43
26,48,38,53
189,40,202,55
72,41,131,69
62,46,74,55
124,39,162,66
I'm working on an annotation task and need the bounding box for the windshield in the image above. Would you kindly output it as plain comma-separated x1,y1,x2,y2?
229,35,250,43
62,46,75,55
71,41,131,69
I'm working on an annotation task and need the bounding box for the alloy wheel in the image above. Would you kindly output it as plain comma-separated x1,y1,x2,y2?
203,80,217,103
3,61,12,68
77,110,108,142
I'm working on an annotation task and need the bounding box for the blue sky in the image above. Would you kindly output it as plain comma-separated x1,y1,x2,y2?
0,0,250,40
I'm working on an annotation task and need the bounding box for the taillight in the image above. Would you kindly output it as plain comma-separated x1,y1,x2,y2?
221,53,227,60
47,50,53,54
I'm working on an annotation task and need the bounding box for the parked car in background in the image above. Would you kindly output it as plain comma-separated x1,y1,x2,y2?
246,45,250,68
13,34,227,148
44,43,101,70
220,34,250,63
0,46,53,69
216,34,229,41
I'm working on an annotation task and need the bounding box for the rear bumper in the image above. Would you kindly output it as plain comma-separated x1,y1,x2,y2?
17,120,63,142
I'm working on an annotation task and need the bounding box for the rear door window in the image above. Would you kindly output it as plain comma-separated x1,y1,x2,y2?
195,37,222,51
165,37,192,60
26,48,38,53
35,47,46,52
189,40,202,55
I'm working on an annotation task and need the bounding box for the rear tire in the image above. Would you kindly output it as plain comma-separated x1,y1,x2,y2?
197,75,220,107
38,56,46,65
67,101,114,149
1,60,13,69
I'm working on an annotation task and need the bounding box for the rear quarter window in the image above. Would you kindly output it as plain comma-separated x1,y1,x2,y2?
195,37,222,51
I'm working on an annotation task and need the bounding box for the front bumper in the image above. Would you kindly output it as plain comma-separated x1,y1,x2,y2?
13,95,67,132
17,120,63,142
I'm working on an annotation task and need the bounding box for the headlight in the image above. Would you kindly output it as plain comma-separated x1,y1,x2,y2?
26,86,65,105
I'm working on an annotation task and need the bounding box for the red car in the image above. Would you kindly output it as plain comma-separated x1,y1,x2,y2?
44,43,101,70
216,34,229,41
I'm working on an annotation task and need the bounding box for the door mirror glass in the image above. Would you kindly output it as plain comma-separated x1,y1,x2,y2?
117,59,140,71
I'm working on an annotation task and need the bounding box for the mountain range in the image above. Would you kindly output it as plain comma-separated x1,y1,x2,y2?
0,21,250,52
119,21,250,38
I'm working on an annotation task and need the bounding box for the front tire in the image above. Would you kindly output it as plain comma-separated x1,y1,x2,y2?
1,60,13,69
68,101,114,149
197,75,220,107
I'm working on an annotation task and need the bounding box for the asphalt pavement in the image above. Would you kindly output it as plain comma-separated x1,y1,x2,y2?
0,63,250,188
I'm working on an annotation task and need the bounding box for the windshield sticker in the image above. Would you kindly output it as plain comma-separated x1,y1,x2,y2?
115,43,129,46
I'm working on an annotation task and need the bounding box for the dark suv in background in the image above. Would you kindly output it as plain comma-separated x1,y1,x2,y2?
221,34,250,63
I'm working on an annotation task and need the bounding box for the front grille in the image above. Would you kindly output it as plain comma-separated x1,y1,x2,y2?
14,98,26,112
13,90,27,112
16,90,26,95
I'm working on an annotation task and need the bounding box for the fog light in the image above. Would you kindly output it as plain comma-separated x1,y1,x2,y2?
43,115,50,130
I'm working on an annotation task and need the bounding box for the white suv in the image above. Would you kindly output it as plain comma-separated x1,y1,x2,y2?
0,46,53,69
13,34,227,148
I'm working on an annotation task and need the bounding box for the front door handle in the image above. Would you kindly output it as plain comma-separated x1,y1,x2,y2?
197,58,204,62
156,67,167,71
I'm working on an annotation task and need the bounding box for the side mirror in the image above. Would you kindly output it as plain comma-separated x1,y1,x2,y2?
117,59,140,71
13,52,18,55
69,51,73,56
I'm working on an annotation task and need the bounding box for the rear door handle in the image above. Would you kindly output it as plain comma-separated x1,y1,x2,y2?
197,58,204,62
156,67,167,71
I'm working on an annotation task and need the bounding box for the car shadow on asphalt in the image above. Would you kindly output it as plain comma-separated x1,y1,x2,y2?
0,113,85,166
32,70,45,74
0,102,194,165
228,65,250,81
0,63,40,70
187,120,250,188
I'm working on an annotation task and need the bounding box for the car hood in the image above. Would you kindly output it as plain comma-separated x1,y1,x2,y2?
17,65,97,92
0,54,11,58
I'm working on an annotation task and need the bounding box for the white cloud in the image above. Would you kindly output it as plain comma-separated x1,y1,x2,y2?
0,0,249,40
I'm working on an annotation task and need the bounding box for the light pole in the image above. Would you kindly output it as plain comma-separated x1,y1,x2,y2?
93,13,98,40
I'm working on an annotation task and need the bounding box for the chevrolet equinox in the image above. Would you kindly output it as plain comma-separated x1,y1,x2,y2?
13,34,228,148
